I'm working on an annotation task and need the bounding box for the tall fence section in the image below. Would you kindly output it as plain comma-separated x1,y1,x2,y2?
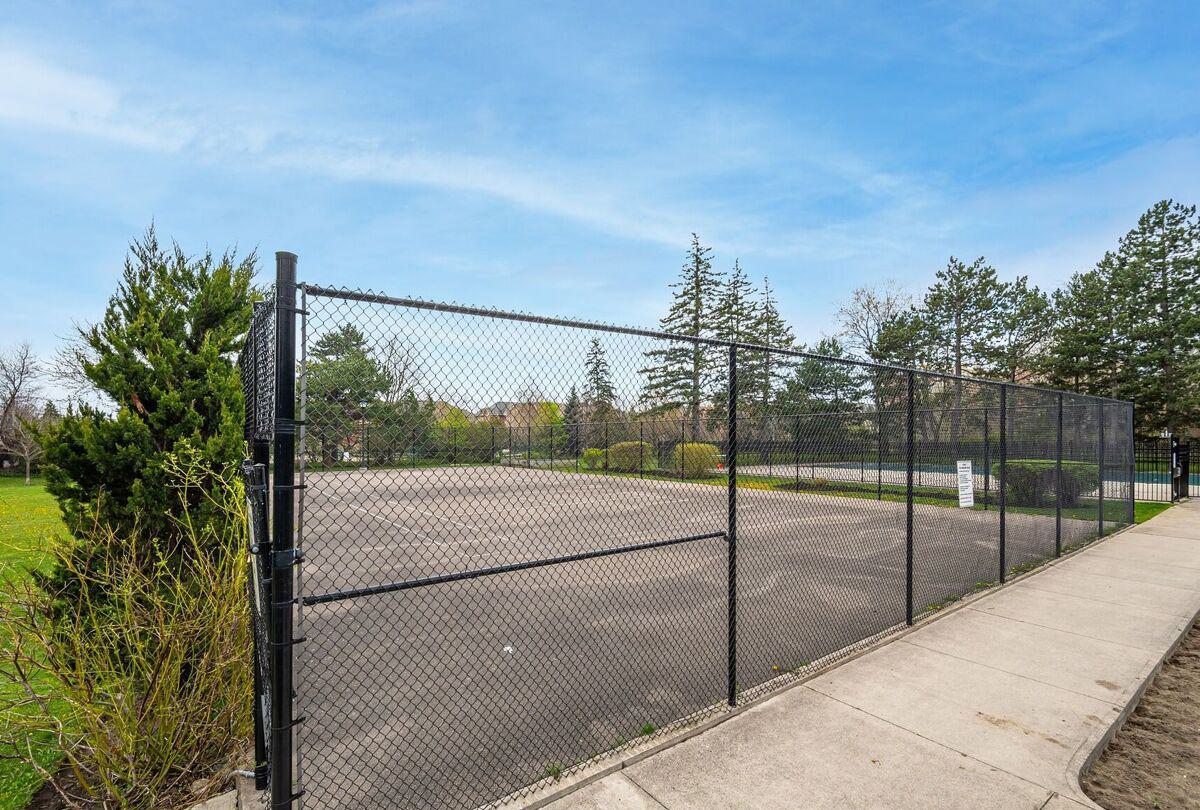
240,253,1139,810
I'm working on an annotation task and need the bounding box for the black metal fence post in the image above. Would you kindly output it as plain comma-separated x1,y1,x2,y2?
250,439,270,791
905,371,914,626
270,251,298,809
1055,393,1063,557
876,411,883,500
1171,434,1180,502
983,408,990,510
1098,404,1106,537
726,345,738,706
998,384,1007,583
1126,406,1135,523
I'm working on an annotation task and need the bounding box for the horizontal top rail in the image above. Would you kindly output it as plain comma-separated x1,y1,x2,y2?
298,283,1131,406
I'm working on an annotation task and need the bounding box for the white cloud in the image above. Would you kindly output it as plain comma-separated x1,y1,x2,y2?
0,48,193,150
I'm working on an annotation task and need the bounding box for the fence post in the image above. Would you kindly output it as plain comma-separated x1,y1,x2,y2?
1126,406,1135,523
680,418,685,480
983,408,990,510
1098,404,1106,537
727,344,738,706
876,411,882,500
270,251,298,810
905,371,914,626
250,440,270,790
1055,393,1063,557
1171,434,1180,502
527,425,532,469
491,423,495,464
999,384,1007,583
639,421,644,478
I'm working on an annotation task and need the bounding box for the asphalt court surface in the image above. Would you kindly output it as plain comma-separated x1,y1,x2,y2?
293,464,1103,810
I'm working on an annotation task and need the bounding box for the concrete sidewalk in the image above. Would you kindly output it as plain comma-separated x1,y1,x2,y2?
541,502,1200,810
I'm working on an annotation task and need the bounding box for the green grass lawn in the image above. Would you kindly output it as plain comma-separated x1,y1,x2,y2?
0,476,66,810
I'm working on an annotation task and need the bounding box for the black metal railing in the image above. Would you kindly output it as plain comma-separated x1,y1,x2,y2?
238,253,1138,810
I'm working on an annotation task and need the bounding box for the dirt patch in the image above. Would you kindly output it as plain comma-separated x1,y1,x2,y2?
1083,621,1200,809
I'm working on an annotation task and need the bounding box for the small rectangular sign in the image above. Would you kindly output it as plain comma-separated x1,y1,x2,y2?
957,460,974,508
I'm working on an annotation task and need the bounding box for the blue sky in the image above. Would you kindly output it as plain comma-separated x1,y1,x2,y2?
2,0,1199,377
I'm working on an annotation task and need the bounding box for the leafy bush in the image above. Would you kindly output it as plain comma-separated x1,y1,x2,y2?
993,459,1099,507
673,442,720,478
580,448,605,470
0,448,252,809
607,441,655,473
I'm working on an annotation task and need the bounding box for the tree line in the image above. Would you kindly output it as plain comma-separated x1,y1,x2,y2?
638,200,1199,438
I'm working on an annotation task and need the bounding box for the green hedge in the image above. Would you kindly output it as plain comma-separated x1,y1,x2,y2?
992,459,1098,508
607,441,656,472
581,448,605,470
673,442,721,478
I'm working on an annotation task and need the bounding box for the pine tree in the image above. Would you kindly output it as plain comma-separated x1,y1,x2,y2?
640,233,723,432
708,260,760,416
1109,200,1200,434
755,275,796,410
989,276,1053,383
584,337,617,421
921,256,1003,377
1043,267,1117,394
563,385,582,454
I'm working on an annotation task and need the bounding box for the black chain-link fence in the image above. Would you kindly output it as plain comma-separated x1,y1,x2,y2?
239,255,1136,810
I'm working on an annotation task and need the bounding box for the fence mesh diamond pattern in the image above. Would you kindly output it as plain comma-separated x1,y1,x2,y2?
238,269,1136,810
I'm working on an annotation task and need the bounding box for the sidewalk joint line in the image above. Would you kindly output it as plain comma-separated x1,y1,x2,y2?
622,771,672,809
1047,563,1200,593
963,606,1170,653
801,685,1061,797
897,638,1125,709
1011,581,1195,618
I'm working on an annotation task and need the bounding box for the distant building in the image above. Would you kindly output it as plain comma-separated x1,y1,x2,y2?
478,401,561,427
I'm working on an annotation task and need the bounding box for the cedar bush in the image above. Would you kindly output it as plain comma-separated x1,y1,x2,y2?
38,227,255,610
993,459,1099,507
673,442,720,478
580,448,605,470
606,441,655,472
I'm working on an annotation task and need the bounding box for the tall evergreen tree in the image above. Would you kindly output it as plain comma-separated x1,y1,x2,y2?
562,384,582,454
988,276,1053,383
640,233,722,432
584,337,617,421
921,256,1003,377
708,259,760,416
1043,267,1117,393
1110,200,1200,433
755,275,796,411
1044,200,1200,434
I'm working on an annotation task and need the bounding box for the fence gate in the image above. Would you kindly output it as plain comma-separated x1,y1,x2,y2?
239,252,1137,810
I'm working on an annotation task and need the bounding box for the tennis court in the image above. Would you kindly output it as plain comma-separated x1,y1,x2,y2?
294,463,1097,810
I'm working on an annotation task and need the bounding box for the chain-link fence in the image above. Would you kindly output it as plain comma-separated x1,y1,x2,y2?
239,254,1136,810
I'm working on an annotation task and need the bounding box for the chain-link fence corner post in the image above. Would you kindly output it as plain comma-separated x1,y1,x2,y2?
1098,402,1106,537
726,343,738,707
271,251,300,809
905,370,914,626
998,383,1007,583
1055,392,1063,558
1126,405,1135,524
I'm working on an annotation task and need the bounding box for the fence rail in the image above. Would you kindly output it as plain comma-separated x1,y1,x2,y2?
240,253,1138,810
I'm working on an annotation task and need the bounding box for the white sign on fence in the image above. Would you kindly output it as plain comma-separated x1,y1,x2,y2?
957,460,974,508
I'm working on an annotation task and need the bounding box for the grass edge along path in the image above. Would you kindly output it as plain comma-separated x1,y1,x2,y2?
0,477,67,810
